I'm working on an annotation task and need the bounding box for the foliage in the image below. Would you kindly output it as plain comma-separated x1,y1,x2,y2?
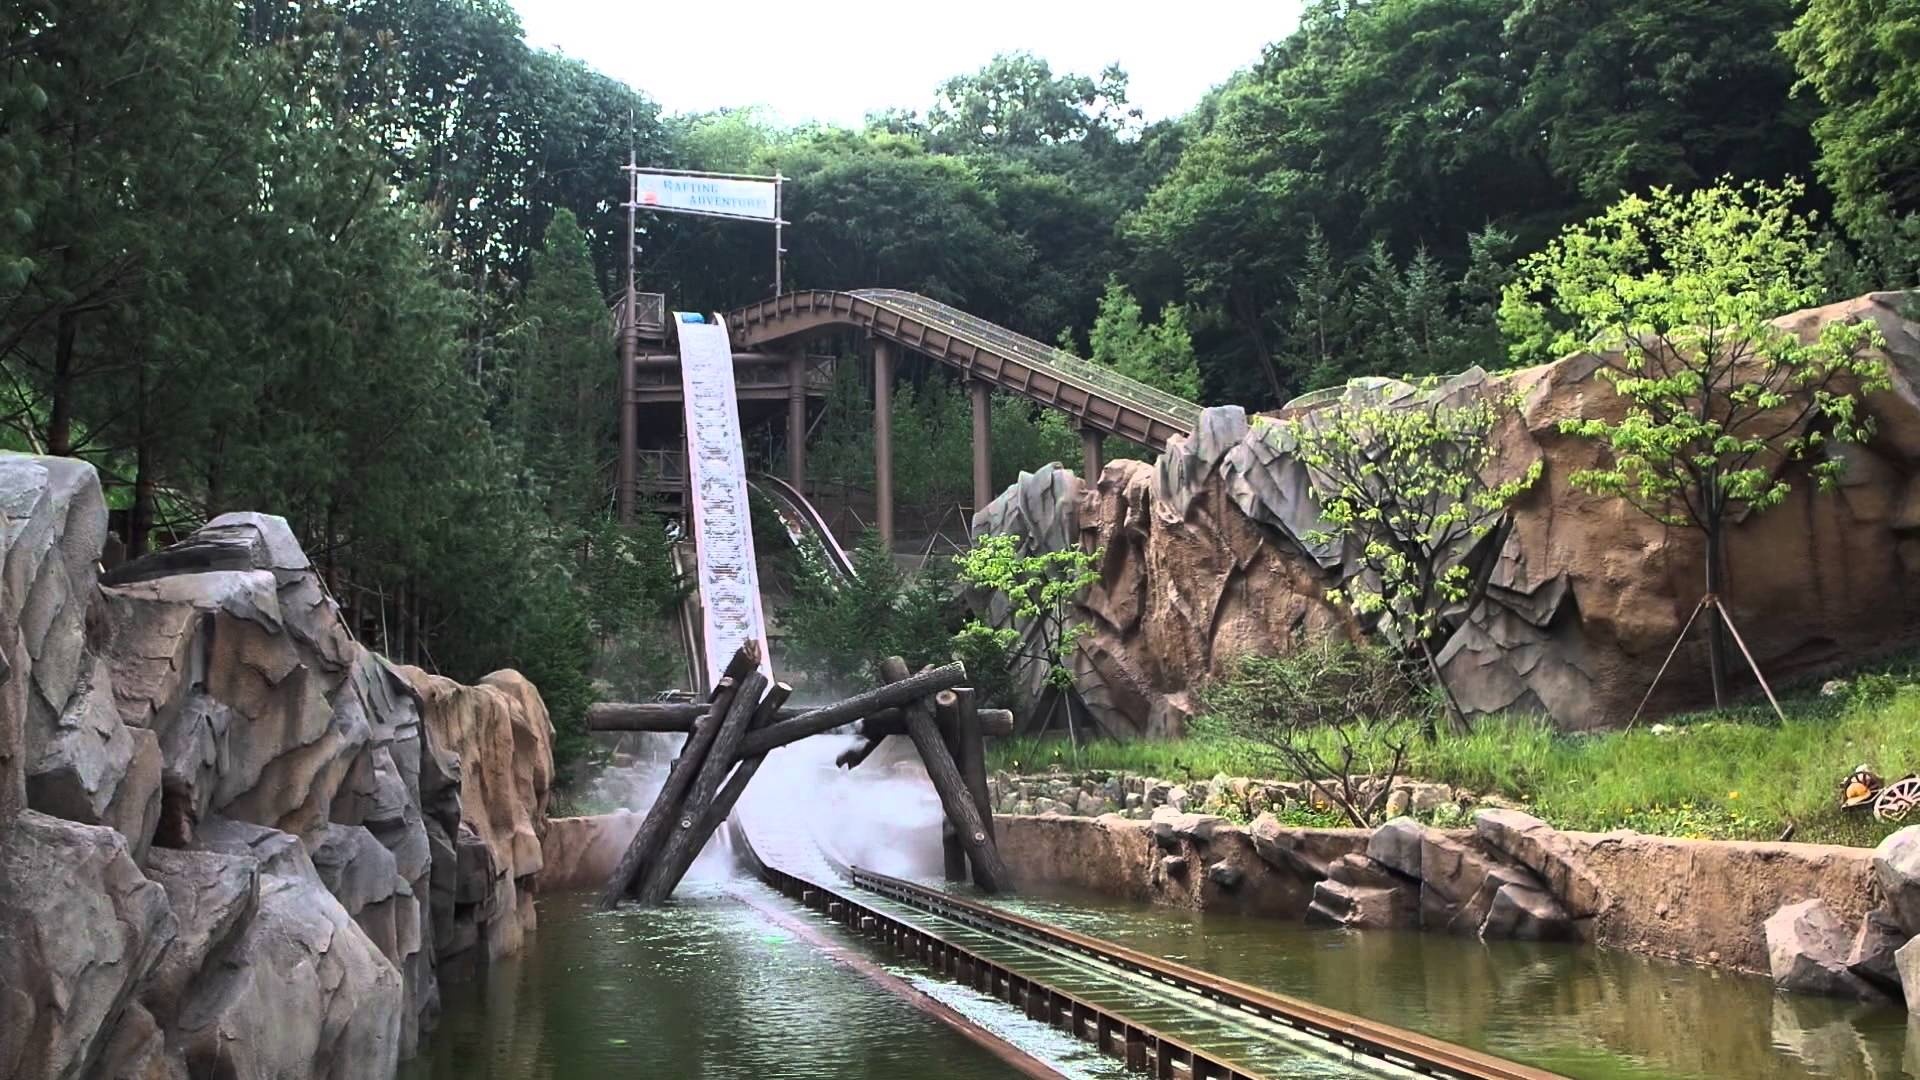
1125,0,1817,408
1195,640,1427,826
953,533,1101,695
1503,181,1890,699
1284,381,1539,727
1080,278,1201,400
1782,0,1920,235
1504,180,1888,664
781,529,961,687
1003,667,1920,844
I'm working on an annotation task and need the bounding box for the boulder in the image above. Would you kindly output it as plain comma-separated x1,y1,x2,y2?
537,812,644,893
1897,937,1920,1012
1765,899,1886,1000
25,659,162,862
1482,881,1574,941
1246,813,1369,880
1417,831,1526,935
1306,879,1418,930
170,856,403,1080
1474,809,1607,919
1327,852,1412,889
1149,807,1226,848
139,848,259,1030
1847,909,1909,997
0,810,176,1080
1366,817,1427,879
310,822,401,918
1207,861,1245,890
1874,825,1920,935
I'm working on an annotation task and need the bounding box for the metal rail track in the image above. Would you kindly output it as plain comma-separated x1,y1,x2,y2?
727,289,1199,449
756,862,1566,1080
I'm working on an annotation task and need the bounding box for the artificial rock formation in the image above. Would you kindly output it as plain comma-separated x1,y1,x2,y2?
977,292,1920,731
0,453,552,1080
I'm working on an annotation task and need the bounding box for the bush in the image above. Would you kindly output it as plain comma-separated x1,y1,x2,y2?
1196,640,1433,826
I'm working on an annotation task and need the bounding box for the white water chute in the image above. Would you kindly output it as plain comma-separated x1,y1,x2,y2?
676,313,772,688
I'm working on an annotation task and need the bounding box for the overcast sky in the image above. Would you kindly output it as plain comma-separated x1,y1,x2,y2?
511,1,1305,127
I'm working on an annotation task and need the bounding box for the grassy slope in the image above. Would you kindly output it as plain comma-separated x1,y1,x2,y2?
989,681,1920,846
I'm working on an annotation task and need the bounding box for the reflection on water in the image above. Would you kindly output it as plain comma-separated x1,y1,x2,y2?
401,885,1023,1080
994,887,1917,1079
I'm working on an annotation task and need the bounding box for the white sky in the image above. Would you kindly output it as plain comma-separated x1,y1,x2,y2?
511,0,1306,126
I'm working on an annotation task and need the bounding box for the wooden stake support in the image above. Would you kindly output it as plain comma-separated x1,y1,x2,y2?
597,644,1011,904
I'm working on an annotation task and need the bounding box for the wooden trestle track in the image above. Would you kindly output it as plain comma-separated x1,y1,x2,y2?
755,862,1568,1080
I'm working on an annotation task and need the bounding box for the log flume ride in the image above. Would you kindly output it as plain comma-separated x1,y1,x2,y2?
600,308,1563,1080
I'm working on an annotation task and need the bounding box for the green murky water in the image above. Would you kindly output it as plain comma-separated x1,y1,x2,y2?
408,878,1919,1080
401,883,1114,1080
993,886,1918,1079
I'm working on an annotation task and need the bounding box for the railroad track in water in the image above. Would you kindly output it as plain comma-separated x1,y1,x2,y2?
754,862,1567,1080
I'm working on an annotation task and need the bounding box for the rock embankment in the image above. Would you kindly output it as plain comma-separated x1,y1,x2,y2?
0,453,553,1080
989,769,1467,821
977,292,1920,733
999,807,1878,978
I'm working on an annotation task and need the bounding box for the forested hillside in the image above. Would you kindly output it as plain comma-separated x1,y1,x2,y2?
6,0,1917,754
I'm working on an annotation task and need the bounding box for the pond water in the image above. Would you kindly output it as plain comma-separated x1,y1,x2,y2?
407,876,1916,1079
995,886,1918,1079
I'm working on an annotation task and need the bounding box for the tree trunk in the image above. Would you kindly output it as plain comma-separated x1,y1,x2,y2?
635,672,776,903
129,358,154,558
599,674,742,910
734,662,967,758
1705,519,1731,709
886,657,1010,893
46,311,77,457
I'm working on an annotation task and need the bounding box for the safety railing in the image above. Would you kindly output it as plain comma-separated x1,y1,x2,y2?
851,289,1203,435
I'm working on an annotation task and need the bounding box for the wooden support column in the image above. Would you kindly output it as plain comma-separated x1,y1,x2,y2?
884,654,1011,892
599,671,741,909
970,379,992,520
1080,427,1104,482
618,287,637,524
933,689,968,883
873,339,895,551
663,680,795,900
955,687,993,843
787,352,807,491
636,670,771,903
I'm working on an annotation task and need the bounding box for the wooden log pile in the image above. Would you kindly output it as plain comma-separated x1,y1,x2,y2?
598,642,1010,906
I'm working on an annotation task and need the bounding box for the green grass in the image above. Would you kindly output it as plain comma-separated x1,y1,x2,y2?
989,681,1920,846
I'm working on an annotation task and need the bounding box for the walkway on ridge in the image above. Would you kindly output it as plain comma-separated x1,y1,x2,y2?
728,288,1202,450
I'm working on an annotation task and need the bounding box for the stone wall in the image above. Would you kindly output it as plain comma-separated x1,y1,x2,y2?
998,809,1876,978
0,453,554,1080
536,811,644,893
977,292,1920,732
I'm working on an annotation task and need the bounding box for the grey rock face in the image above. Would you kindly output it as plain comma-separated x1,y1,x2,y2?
1482,881,1574,941
1765,899,1886,1000
1874,826,1920,935
1475,808,1608,919
1366,817,1427,879
1847,909,1908,997
0,811,176,1080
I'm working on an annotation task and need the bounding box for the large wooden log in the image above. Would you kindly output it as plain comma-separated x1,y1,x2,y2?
733,662,967,759
587,700,1012,737
955,687,994,847
864,709,1011,738
636,671,770,903
689,682,795,854
886,657,1010,893
925,680,969,884
641,678,791,903
598,675,739,910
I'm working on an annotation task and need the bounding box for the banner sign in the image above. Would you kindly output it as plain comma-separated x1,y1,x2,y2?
631,169,778,222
